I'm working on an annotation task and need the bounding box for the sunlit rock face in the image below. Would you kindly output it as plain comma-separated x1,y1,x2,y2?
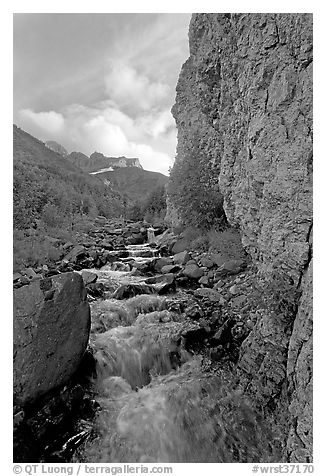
173,13,312,280
172,13,313,461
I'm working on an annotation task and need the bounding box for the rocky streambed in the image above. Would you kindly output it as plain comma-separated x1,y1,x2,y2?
13,221,283,463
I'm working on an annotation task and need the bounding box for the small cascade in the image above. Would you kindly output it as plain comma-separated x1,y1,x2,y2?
126,244,158,260
70,236,280,464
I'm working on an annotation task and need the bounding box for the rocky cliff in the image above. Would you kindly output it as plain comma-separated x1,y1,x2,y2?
171,13,313,461
67,151,143,173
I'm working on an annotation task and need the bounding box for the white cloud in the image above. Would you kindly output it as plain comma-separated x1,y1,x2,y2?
136,110,175,138
104,63,169,113
18,102,175,175
19,109,65,136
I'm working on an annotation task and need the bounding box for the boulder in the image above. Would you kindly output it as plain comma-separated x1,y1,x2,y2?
154,257,173,273
161,264,181,274
145,273,175,285
183,264,205,279
63,245,87,263
194,288,223,303
81,270,98,285
62,241,74,250
13,272,90,406
173,251,191,265
13,273,22,283
215,259,246,276
112,284,155,300
101,240,113,250
230,295,247,308
199,256,214,268
22,267,38,279
145,273,175,294
210,253,228,267
198,275,210,286
172,238,189,254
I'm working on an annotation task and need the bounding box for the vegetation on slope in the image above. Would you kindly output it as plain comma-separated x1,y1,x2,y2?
13,125,124,269
167,137,226,230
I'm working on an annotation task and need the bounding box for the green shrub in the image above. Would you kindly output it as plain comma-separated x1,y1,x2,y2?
167,137,226,230
253,271,301,321
207,228,247,261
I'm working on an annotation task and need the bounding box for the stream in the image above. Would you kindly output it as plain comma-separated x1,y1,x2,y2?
69,243,279,463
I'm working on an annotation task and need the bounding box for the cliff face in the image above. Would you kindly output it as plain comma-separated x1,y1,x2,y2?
172,13,312,461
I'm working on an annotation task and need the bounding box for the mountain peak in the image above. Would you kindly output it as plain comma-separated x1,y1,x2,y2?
45,140,68,157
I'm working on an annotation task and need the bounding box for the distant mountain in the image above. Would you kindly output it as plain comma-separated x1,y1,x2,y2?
95,166,168,203
13,125,124,232
45,140,68,157
65,149,168,205
66,151,142,173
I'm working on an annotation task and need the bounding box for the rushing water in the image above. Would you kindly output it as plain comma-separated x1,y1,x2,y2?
74,244,281,463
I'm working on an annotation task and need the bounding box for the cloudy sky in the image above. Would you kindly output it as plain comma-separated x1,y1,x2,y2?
13,13,191,174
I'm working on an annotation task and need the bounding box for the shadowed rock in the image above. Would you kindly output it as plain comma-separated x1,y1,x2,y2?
13,272,91,406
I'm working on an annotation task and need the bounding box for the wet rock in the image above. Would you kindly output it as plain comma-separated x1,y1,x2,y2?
86,282,108,298
112,284,155,300
145,273,175,286
161,264,181,274
154,257,173,273
128,234,145,245
151,280,176,295
149,273,176,294
101,240,114,250
13,272,90,406
81,271,98,285
183,264,205,279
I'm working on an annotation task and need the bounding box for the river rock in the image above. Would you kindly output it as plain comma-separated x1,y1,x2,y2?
215,259,246,276
86,282,108,298
13,272,22,283
22,267,38,279
198,275,210,286
194,288,223,303
81,270,98,285
172,238,189,254
161,264,181,274
145,273,175,285
64,245,87,263
112,283,155,300
199,256,214,268
173,251,191,265
230,295,247,308
183,264,205,279
13,272,90,406
146,273,176,295
154,257,173,273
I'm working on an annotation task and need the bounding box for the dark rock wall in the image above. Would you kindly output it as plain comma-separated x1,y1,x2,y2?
171,13,313,461
14,272,91,406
